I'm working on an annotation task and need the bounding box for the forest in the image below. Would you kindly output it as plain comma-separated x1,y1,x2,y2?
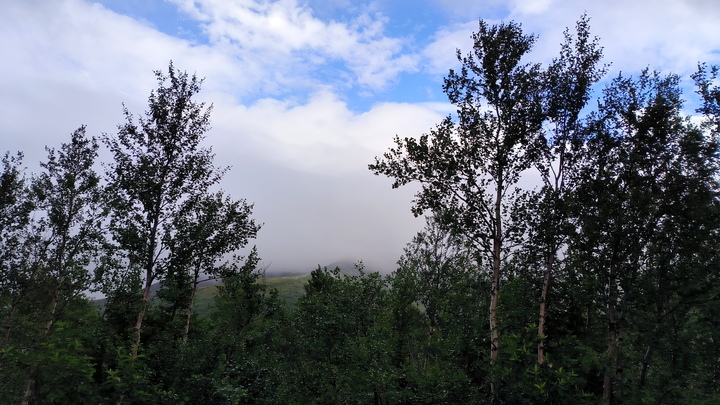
1,15,719,404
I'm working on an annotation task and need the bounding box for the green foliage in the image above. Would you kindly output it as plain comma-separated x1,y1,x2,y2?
0,151,34,287
276,265,398,403
565,68,720,402
373,14,719,405
387,228,489,402
0,297,101,404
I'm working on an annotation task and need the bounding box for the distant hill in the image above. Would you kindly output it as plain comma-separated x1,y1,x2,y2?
192,272,312,312
261,272,312,306
91,259,380,313
264,259,381,277
93,272,314,312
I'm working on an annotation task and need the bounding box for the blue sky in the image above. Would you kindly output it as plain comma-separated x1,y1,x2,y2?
2,0,720,273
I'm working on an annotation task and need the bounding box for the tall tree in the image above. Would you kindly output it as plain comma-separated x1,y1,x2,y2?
532,14,606,364
568,70,719,402
30,126,104,335
394,216,480,332
286,265,393,404
0,127,104,404
390,217,487,401
370,20,545,383
102,62,222,359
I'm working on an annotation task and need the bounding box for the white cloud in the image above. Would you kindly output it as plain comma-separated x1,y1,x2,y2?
506,0,720,77
169,0,418,91
208,89,449,175
0,0,253,102
0,0,421,109
509,0,555,15
0,0,434,272
421,21,478,76
418,0,720,113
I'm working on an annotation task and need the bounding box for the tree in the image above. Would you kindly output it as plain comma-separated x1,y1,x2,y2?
370,20,545,384
394,216,480,332
693,63,720,135
283,265,394,404
389,217,488,402
102,62,222,359
164,191,260,343
568,69,720,402
23,127,104,404
30,126,104,335
532,14,606,364
0,127,104,404
0,151,33,349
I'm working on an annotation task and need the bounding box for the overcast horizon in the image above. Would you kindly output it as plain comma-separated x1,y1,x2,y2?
2,0,720,274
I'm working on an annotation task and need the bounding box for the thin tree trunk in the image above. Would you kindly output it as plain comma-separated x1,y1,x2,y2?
614,288,629,400
20,277,64,404
489,181,503,397
538,254,554,364
603,261,620,403
20,189,80,404
638,321,661,390
20,376,35,405
182,268,201,344
490,242,500,364
132,208,160,359
117,281,150,402
44,283,61,335
131,275,153,359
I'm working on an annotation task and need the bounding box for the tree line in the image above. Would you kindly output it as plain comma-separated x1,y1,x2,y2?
1,15,719,404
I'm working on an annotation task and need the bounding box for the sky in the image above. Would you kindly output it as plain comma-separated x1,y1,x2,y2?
2,0,720,274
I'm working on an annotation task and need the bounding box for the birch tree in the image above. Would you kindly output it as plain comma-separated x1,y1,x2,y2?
102,62,222,359
370,20,545,393
164,191,259,343
532,14,605,364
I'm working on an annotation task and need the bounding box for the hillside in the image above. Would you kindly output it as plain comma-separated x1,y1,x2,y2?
190,272,312,315
91,273,313,313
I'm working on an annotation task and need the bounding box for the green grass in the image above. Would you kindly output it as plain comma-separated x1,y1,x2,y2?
191,273,311,315
261,273,311,307
192,283,220,315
